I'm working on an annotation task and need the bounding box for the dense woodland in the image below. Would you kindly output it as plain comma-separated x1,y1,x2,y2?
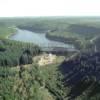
0,39,41,66
60,51,100,100
0,63,65,100
0,17,100,100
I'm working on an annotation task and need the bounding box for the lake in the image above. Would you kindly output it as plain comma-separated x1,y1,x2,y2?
10,29,75,51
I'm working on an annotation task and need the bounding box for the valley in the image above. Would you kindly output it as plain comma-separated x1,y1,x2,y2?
0,17,100,100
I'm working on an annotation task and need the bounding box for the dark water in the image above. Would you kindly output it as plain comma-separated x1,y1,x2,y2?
10,29,75,51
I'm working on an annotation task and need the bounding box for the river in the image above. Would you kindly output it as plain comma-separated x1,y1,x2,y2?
10,29,75,51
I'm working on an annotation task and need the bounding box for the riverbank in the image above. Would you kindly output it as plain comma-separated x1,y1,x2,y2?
0,27,17,39
46,33,77,44
17,26,47,33
16,27,81,50
46,33,82,50
9,28,77,53
6,31,17,39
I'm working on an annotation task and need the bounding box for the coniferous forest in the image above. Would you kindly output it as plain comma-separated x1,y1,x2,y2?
0,17,100,100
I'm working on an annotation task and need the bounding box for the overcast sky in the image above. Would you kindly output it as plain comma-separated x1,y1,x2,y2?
0,0,100,17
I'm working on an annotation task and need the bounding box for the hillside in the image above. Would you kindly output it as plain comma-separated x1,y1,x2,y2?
0,17,100,100
60,51,100,100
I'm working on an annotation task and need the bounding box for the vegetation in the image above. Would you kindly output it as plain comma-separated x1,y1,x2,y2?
60,51,100,100
0,26,16,39
0,39,41,66
6,17,100,50
0,63,66,100
1,50,100,100
0,17,100,100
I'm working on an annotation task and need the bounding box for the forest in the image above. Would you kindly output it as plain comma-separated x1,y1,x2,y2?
0,39,41,66
0,17,100,100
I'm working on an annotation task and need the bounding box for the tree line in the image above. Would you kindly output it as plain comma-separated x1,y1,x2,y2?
0,39,41,67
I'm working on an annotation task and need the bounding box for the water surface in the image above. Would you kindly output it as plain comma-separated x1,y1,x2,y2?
10,29,75,51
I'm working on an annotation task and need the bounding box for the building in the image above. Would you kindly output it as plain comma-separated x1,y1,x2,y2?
38,53,56,66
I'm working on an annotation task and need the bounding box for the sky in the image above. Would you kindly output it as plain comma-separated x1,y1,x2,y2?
0,0,100,17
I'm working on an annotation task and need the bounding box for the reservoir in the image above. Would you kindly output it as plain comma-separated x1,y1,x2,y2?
10,29,75,51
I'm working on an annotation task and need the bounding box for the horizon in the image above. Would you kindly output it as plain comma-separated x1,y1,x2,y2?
1,16,100,18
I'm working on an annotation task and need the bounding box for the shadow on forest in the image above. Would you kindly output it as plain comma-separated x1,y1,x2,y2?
59,52,100,99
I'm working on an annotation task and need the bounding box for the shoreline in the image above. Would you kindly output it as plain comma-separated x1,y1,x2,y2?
16,27,75,44
45,34,81,50
10,27,81,50
6,28,17,39
46,34,75,45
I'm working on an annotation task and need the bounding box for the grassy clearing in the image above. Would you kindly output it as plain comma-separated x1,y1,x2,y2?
33,53,65,66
